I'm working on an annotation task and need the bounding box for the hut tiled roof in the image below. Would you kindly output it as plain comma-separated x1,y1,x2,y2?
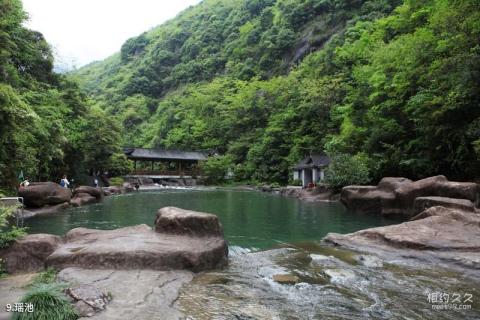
293,154,330,170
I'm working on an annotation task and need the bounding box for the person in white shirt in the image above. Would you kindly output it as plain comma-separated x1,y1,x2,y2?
20,178,30,187
60,175,70,188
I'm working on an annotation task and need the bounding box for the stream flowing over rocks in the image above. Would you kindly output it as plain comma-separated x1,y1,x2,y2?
175,245,480,319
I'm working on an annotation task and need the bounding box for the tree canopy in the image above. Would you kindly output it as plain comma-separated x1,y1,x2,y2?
0,0,126,190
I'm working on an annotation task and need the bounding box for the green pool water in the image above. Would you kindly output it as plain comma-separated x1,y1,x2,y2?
25,188,400,249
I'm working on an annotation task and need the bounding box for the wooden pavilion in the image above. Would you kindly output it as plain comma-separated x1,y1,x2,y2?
123,147,209,177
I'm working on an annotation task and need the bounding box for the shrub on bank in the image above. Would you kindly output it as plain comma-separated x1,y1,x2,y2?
200,155,233,184
288,179,302,186
108,177,124,186
324,153,372,192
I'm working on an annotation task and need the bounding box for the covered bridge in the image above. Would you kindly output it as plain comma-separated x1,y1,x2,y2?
123,147,209,178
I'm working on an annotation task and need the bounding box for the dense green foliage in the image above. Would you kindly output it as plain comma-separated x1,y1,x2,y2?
324,153,371,191
73,0,400,147
74,0,480,185
0,205,26,249
200,155,233,184
13,283,78,320
0,0,126,189
0,204,26,277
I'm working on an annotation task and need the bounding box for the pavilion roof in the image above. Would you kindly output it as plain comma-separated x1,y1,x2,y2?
123,147,209,161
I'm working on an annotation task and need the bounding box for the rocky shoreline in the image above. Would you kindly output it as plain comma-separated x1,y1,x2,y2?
0,206,228,319
324,175,480,278
256,184,339,202
17,182,137,219
324,206,480,278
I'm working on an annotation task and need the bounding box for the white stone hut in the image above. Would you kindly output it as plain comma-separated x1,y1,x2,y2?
292,155,330,187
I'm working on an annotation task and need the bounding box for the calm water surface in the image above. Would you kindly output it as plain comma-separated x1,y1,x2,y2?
25,189,399,249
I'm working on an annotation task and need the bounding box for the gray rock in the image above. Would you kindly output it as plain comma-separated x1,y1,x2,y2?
413,196,475,215
155,206,225,238
71,193,97,207
0,234,62,273
74,186,103,200
58,268,193,320
47,224,228,272
18,182,72,208
67,284,110,317
355,255,383,268
3,207,228,273
22,202,70,218
324,206,480,272
341,175,480,217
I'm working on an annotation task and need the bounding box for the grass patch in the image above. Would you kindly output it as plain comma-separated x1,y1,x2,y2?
29,268,58,286
13,283,78,320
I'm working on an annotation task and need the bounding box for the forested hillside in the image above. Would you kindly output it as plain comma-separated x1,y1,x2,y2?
74,0,480,184
0,0,130,190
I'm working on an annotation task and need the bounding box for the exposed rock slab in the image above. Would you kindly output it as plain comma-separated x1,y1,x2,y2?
324,206,480,273
22,202,70,219
413,196,475,215
2,207,228,273
0,234,62,273
18,182,72,208
58,268,193,320
341,175,480,217
47,224,227,272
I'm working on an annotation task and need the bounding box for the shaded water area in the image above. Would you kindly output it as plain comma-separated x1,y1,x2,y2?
25,189,480,319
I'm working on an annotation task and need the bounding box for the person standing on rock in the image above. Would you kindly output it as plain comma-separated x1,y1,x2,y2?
60,175,70,188
20,177,30,188
94,177,99,188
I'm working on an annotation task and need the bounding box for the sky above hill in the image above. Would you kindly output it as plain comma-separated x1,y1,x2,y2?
22,0,201,70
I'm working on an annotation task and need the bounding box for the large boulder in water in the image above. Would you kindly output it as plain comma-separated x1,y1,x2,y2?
73,186,103,200
341,175,480,217
155,207,224,237
18,182,71,208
